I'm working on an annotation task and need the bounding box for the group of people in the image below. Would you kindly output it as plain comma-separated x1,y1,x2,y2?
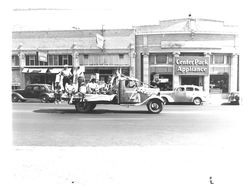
54,65,118,104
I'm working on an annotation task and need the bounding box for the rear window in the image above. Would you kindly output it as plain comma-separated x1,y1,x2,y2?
186,87,193,91
194,88,200,91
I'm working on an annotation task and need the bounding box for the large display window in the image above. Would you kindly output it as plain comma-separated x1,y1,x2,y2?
210,74,229,93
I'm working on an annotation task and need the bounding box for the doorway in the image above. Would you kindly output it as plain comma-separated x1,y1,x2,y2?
181,76,199,86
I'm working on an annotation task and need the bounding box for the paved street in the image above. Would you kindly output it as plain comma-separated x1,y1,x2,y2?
12,102,243,146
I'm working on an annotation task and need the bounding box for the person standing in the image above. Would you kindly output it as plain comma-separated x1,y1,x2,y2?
75,66,85,91
60,64,73,92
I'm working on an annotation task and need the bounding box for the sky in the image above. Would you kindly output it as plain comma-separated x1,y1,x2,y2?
11,0,243,31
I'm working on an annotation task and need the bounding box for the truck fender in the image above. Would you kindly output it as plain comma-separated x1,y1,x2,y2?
135,95,164,106
161,94,174,103
12,92,25,100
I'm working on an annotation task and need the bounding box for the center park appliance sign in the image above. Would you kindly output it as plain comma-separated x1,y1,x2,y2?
174,57,209,75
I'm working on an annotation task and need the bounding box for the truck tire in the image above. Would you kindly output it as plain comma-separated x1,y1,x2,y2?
147,99,163,114
75,102,95,113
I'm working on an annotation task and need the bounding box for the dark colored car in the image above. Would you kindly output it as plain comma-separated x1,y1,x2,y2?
12,84,55,103
228,92,240,105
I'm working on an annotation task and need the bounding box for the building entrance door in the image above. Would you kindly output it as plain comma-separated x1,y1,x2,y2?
181,76,199,86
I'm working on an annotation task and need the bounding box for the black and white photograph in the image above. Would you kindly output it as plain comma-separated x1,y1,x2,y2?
2,0,249,195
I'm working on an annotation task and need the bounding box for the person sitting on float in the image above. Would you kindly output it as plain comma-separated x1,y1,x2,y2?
65,80,76,103
86,78,99,94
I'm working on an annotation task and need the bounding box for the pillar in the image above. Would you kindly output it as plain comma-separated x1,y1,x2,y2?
230,54,238,92
173,52,180,89
143,52,149,84
18,51,26,88
204,52,211,94
129,50,136,78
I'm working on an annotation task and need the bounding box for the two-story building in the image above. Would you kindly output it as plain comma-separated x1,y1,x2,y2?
12,29,136,89
134,18,239,94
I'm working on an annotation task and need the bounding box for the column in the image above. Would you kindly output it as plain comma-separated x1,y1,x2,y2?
72,50,79,85
129,50,136,78
204,52,211,93
173,52,180,89
143,52,149,84
18,51,26,88
230,53,238,92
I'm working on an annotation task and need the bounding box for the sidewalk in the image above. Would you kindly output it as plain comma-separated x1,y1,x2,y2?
206,93,229,106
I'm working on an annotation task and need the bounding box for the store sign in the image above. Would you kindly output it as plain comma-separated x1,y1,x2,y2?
38,52,48,62
175,57,209,75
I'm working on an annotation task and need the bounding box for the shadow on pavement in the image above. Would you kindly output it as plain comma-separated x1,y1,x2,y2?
33,109,150,114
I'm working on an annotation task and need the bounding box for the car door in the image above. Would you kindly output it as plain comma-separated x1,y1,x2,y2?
185,87,194,102
33,85,41,98
119,79,140,104
173,87,186,102
25,86,34,98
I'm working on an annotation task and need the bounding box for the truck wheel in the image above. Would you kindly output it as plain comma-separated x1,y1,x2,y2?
147,99,163,114
40,95,49,103
162,97,169,105
12,95,20,102
75,102,94,113
193,97,202,105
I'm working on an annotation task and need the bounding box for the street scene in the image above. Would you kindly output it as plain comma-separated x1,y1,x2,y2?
12,101,242,146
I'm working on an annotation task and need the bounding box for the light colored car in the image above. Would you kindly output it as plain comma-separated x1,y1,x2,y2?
161,85,207,105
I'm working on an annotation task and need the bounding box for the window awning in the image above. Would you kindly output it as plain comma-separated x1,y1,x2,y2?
48,68,63,74
28,68,48,73
22,68,29,73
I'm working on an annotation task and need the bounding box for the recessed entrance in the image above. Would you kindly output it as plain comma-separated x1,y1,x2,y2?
181,76,199,86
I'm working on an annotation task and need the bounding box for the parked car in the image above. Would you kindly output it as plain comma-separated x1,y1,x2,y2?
12,84,55,103
161,85,207,105
228,92,240,105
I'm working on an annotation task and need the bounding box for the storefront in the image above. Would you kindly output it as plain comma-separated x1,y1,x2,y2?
135,18,239,94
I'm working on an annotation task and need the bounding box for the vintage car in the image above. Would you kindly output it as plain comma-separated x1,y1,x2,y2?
12,84,55,103
161,85,207,105
69,75,173,114
228,92,240,105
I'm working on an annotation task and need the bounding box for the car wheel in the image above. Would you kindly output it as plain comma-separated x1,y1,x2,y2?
147,99,163,114
12,95,20,102
162,97,169,105
193,97,202,105
40,95,49,103
75,102,94,113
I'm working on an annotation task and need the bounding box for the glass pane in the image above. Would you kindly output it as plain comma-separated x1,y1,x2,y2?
186,87,193,91
214,55,224,64
149,55,155,65
156,55,167,64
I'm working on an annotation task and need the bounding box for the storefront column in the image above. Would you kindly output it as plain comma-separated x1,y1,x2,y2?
129,50,136,77
18,51,26,88
143,52,149,84
204,52,211,93
72,48,79,85
173,52,180,89
230,53,238,92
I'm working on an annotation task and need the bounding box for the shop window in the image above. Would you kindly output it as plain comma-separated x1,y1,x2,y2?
214,55,224,64
149,55,155,65
226,55,231,65
167,55,173,64
29,55,36,66
84,54,89,59
48,55,59,65
210,74,229,93
12,55,19,66
119,54,124,59
62,55,69,65
156,55,167,64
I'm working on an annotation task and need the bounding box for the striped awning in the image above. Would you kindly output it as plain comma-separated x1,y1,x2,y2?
48,68,63,74
28,68,48,73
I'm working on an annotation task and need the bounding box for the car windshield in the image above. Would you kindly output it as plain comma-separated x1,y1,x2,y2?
46,85,53,91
